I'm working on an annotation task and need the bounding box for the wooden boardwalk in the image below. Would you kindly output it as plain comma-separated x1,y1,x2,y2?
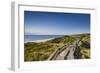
47,38,80,60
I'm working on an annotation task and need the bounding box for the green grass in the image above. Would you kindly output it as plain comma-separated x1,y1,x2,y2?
80,48,90,59
24,33,90,61
24,36,76,61
74,34,90,59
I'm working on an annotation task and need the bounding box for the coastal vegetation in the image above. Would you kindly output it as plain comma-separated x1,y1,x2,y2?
74,34,90,59
24,33,90,61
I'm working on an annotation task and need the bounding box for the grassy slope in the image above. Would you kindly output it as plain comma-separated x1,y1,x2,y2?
74,33,90,59
24,33,90,61
24,35,76,61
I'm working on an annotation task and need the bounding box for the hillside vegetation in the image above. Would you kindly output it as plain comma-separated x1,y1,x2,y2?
74,34,90,59
24,36,76,61
24,33,90,61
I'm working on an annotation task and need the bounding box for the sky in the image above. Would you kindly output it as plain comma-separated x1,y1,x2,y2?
24,11,90,35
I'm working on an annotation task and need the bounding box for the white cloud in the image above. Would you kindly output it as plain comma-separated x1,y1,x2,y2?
25,25,88,35
25,26,58,35
25,25,71,35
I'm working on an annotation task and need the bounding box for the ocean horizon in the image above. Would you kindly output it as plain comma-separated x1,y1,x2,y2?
24,35,63,43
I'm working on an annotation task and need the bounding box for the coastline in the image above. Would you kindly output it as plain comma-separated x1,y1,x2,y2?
24,38,54,43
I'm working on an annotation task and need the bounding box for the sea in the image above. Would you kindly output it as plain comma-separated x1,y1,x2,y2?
24,35,63,43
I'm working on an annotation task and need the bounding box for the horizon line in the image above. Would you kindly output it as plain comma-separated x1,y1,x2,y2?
24,32,90,35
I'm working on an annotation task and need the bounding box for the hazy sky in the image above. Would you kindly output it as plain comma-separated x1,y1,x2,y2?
24,11,90,35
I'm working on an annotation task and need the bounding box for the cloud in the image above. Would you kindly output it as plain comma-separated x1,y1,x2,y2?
25,26,57,35
25,25,70,35
24,25,89,35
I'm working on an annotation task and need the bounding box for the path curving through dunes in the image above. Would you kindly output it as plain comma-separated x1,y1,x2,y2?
47,38,80,60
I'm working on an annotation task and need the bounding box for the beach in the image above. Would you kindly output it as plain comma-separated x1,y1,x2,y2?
25,38,54,43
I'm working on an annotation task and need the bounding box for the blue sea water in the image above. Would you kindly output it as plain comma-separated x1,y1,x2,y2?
24,35,63,43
